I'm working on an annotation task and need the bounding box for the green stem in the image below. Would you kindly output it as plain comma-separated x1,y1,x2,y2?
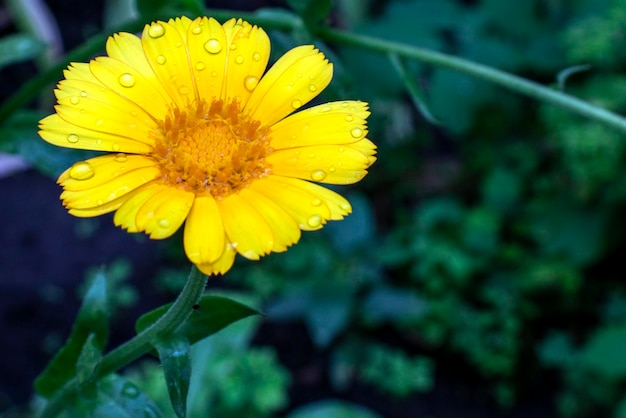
315,27,626,132
39,266,208,418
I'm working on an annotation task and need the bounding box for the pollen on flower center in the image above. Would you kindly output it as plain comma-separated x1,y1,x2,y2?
152,98,273,198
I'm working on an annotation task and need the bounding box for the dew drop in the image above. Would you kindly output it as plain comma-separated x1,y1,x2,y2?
311,169,327,181
345,115,354,122
351,127,364,138
312,199,323,207
121,382,140,398
210,71,218,77
112,143,121,151
96,138,102,146
70,96,80,105
196,62,205,71
69,161,95,180
244,75,259,91
291,99,302,109
157,218,171,228
230,43,237,50
204,38,222,54
118,73,135,88
114,153,128,162
340,202,351,211
341,101,349,107
80,91,88,97
308,84,317,92
328,165,336,172
147,23,165,38
156,55,166,65
321,105,332,113
192,26,202,35
252,52,261,61
235,55,244,64
66,133,79,143
307,215,323,228
179,85,190,95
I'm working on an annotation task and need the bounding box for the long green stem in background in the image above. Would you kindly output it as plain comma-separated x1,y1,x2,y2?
2,8,626,133
39,266,208,418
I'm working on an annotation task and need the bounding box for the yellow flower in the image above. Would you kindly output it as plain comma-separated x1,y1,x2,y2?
39,16,376,275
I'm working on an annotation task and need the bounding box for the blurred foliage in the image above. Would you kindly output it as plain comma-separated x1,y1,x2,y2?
4,0,626,416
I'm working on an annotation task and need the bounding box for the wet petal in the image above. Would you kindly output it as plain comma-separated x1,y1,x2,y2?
183,195,225,264
245,45,332,126
217,193,274,260
134,186,194,239
271,176,352,220
114,182,163,232
195,240,236,276
186,17,228,102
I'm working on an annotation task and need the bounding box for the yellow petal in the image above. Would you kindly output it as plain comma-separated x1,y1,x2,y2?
239,188,301,252
183,195,225,264
217,193,274,260
59,154,156,191
134,186,194,239
167,16,193,43
270,100,370,149
250,176,331,231
106,32,156,82
89,57,170,120
195,241,236,276
63,62,99,83
114,182,163,232
270,176,352,220
141,20,196,108
245,45,333,126
185,17,228,102
267,144,371,185
60,159,160,210
39,114,153,153
221,21,270,104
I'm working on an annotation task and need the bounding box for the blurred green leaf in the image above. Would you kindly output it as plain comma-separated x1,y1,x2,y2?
135,295,259,345
287,399,383,418
87,374,164,418
155,336,191,418
76,333,103,398
136,0,170,18
35,271,109,398
361,286,427,326
581,324,626,379
0,33,45,69
286,0,332,26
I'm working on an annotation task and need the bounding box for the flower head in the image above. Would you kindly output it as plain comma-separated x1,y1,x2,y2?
39,16,376,275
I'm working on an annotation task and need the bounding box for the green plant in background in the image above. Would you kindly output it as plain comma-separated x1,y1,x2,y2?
4,0,626,417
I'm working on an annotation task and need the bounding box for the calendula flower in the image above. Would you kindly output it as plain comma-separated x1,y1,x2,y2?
39,16,376,275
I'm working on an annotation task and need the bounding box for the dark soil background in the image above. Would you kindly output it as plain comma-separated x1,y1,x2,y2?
0,1,557,416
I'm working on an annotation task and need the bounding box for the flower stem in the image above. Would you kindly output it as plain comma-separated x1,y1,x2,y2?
39,266,208,418
315,27,626,132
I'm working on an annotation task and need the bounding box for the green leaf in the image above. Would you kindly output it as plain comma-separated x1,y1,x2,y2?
84,374,165,418
136,0,170,18
286,0,332,26
0,33,45,69
287,399,382,418
76,333,103,398
581,324,626,379
135,295,259,345
35,271,109,398
155,336,191,418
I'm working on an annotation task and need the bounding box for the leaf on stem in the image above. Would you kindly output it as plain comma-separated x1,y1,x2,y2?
155,336,192,418
135,295,259,346
35,270,110,398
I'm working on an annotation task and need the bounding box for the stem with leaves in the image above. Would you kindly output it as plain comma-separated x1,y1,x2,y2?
39,266,208,418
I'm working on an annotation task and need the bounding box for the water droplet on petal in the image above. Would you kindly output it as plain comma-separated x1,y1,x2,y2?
114,153,127,162
308,84,317,92
118,73,135,88
328,165,336,172
204,38,222,54
157,218,170,228
244,75,259,91
70,96,80,105
311,169,327,181
191,26,202,35
196,62,205,71
291,99,302,109
210,71,218,77
96,138,102,146
252,52,261,61
69,161,94,180
351,127,364,138
345,115,354,122
80,91,88,97
112,143,121,151
179,85,190,95
307,215,323,228
341,101,349,107
156,55,166,65
235,55,244,64
340,202,351,211
147,23,165,38
312,199,323,207
66,133,79,143
321,105,332,112
230,43,237,50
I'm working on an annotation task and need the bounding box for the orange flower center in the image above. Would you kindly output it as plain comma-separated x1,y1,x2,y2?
152,99,273,198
